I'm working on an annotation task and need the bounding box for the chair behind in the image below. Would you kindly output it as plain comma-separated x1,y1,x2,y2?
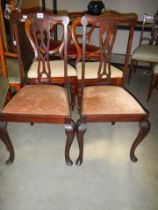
128,13,158,83
0,29,21,92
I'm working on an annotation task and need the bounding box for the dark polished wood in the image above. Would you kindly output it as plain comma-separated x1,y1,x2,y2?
0,121,15,164
130,120,150,162
76,14,150,165
147,67,158,101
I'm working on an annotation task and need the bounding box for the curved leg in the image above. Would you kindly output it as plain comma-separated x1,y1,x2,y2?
0,122,15,164
75,118,87,166
130,120,150,162
64,119,75,166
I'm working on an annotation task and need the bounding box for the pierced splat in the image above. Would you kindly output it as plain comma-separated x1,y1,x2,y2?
81,16,118,83
25,19,59,81
24,16,66,83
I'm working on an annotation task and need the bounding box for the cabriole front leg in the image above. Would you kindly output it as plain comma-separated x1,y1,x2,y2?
75,118,87,166
64,119,75,166
130,120,150,162
0,122,15,164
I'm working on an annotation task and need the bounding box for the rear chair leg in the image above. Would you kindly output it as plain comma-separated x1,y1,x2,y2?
128,60,136,84
65,119,75,166
130,120,150,162
147,76,158,102
0,122,15,164
76,118,87,166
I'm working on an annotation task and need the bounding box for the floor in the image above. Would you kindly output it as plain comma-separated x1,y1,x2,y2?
0,69,158,210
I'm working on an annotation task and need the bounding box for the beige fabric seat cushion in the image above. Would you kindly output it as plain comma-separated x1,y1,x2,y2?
82,86,146,116
76,62,123,79
3,85,70,116
27,60,76,78
154,63,158,74
132,45,158,62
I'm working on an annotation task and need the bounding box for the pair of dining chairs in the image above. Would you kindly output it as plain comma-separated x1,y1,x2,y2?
0,12,150,165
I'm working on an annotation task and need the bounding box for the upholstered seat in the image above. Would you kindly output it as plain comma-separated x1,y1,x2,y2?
82,86,146,116
27,60,76,79
3,85,70,117
132,45,158,62
76,62,122,79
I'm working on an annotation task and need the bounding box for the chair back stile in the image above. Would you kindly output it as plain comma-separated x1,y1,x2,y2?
0,31,8,78
11,12,34,82
138,14,158,46
103,13,137,84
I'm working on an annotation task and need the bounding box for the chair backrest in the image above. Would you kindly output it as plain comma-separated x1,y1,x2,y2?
80,14,137,87
11,11,34,81
139,13,158,46
74,12,137,82
11,12,69,84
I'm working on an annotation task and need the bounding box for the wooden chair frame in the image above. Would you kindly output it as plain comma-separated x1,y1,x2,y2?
71,12,139,110
75,15,150,165
0,14,75,165
11,11,77,110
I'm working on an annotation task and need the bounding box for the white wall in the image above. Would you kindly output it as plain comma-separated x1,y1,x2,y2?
37,0,157,55
44,0,158,21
